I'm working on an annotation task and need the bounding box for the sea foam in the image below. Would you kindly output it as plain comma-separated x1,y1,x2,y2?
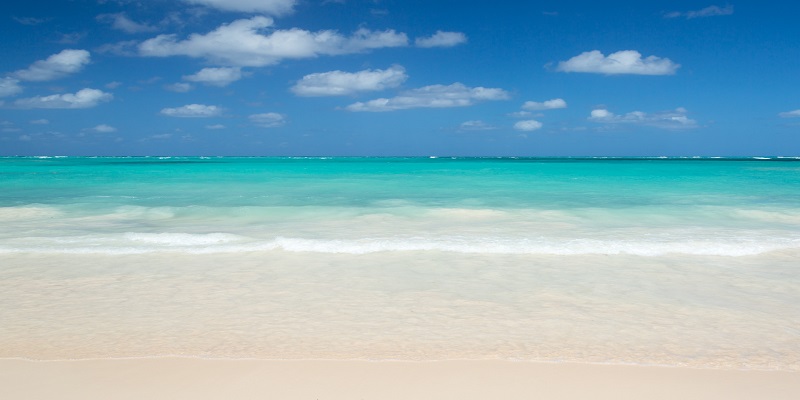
2,233,797,256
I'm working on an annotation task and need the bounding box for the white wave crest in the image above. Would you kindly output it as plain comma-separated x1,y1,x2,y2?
1,234,798,257
123,232,245,246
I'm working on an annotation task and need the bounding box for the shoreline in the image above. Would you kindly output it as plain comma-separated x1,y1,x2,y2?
2,358,799,400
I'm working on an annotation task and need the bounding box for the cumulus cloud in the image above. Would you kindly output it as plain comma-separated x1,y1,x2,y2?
291,65,407,96
556,50,679,75
0,77,23,97
160,104,222,117
14,88,113,109
514,120,543,131
97,13,158,34
183,67,242,86
665,5,734,19
139,16,408,66
249,112,286,127
778,109,800,118
183,0,296,15
588,107,697,129
415,31,467,48
345,83,509,112
458,120,496,131
91,124,117,133
522,98,567,110
14,49,91,81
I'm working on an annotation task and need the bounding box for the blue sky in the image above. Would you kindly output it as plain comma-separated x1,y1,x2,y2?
1,1,799,156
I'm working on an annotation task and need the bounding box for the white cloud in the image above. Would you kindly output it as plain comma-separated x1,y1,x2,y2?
522,98,567,110
291,65,407,96
415,31,467,48
139,16,408,67
182,0,296,15
56,32,86,45
96,40,139,56
206,124,226,129
665,5,734,19
590,109,613,119
556,50,679,75
1,121,19,132
160,104,222,117
30,119,49,125
588,107,697,129
165,82,193,92
779,109,800,118
97,13,157,34
514,120,543,131
0,77,23,97
249,112,286,127
92,124,117,133
14,17,49,25
183,67,242,87
105,81,122,89
14,49,91,82
507,110,533,118
459,120,496,131
14,88,113,109
345,82,510,112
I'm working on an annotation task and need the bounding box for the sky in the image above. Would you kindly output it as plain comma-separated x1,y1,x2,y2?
1,0,799,156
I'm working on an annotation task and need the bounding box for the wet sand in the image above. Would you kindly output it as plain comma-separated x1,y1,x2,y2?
2,358,799,400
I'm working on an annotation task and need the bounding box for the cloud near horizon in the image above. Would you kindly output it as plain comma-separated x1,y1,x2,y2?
14,88,112,109
160,104,222,117
139,16,409,67
291,65,407,96
589,107,697,129
556,50,679,75
345,83,510,112
13,49,91,82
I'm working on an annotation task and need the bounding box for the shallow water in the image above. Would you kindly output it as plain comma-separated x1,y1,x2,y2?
1,157,798,369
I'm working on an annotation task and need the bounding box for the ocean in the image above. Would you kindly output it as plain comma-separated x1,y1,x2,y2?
1,156,798,369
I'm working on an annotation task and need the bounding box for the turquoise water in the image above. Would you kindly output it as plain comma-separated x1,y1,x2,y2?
1,157,799,368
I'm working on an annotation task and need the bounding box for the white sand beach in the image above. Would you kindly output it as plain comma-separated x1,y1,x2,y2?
2,358,799,400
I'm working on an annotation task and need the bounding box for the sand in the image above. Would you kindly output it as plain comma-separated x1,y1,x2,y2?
2,358,799,400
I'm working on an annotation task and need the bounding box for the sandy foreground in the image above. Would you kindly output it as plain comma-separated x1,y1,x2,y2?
1,359,798,400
